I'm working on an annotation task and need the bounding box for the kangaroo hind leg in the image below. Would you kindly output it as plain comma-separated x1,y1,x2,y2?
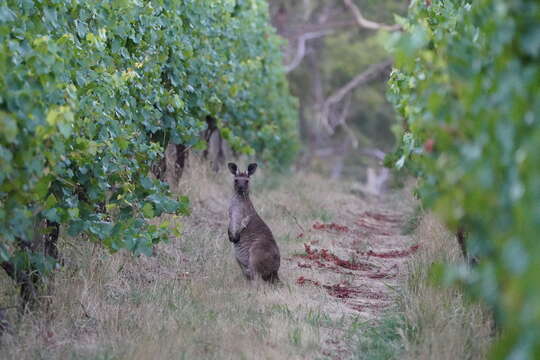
236,259,253,280
261,271,280,284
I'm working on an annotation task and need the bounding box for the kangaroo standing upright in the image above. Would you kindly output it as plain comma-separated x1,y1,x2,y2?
227,162,280,283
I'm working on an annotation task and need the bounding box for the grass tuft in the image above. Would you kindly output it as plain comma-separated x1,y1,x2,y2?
397,213,493,360
347,314,405,360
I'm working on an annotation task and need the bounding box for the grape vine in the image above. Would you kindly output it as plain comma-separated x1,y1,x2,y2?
388,0,540,358
0,0,297,304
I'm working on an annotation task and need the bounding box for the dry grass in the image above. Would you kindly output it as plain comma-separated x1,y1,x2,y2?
398,212,494,360
0,161,359,359
0,162,494,359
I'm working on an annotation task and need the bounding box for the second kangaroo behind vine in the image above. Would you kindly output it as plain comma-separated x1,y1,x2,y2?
227,162,280,283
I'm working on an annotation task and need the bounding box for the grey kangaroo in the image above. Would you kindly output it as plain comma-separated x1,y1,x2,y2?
227,162,280,283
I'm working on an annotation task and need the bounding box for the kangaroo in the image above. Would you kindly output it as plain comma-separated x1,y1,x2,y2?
227,162,280,283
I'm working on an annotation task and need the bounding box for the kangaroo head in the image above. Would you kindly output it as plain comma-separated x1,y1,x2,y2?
228,162,257,195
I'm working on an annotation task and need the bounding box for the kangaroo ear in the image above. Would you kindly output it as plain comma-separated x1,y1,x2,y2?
228,162,238,175
247,163,258,176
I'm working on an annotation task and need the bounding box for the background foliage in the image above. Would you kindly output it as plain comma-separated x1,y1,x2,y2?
268,0,407,176
0,0,297,287
388,0,540,358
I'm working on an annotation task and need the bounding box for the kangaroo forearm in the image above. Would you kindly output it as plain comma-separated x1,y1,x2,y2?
228,215,251,243
228,228,240,243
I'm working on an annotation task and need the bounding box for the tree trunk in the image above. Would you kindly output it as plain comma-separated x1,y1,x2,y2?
174,144,188,179
457,226,477,266
456,226,467,259
151,156,167,181
0,308,10,336
1,260,38,312
203,116,227,172
44,220,60,260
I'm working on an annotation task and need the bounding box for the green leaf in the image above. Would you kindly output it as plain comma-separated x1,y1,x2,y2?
177,195,190,216
58,121,73,138
116,137,129,150
142,203,154,218
0,111,18,143
68,208,80,219
43,208,60,222
46,106,74,137
0,244,10,262
35,176,52,200
395,155,406,169
44,194,57,209
0,5,16,23
67,220,85,237
193,140,207,151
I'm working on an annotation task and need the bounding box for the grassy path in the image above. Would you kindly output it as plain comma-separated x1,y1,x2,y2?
0,165,426,359
169,165,419,359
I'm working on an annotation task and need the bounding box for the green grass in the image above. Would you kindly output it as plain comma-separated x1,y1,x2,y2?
348,314,405,360
401,205,422,235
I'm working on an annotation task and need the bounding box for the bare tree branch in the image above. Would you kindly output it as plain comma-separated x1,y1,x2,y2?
284,30,333,73
280,1,400,72
283,20,358,40
336,94,352,128
360,148,387,161
335,95,360,148
342,121,359,148
320,58,393,134
343,0,402,31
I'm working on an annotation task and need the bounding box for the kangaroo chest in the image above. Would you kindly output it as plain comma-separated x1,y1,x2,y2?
229,197,252,237
229,196,255,266
233,241,250,267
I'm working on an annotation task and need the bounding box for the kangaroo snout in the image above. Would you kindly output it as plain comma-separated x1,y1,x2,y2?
234,177,250,194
